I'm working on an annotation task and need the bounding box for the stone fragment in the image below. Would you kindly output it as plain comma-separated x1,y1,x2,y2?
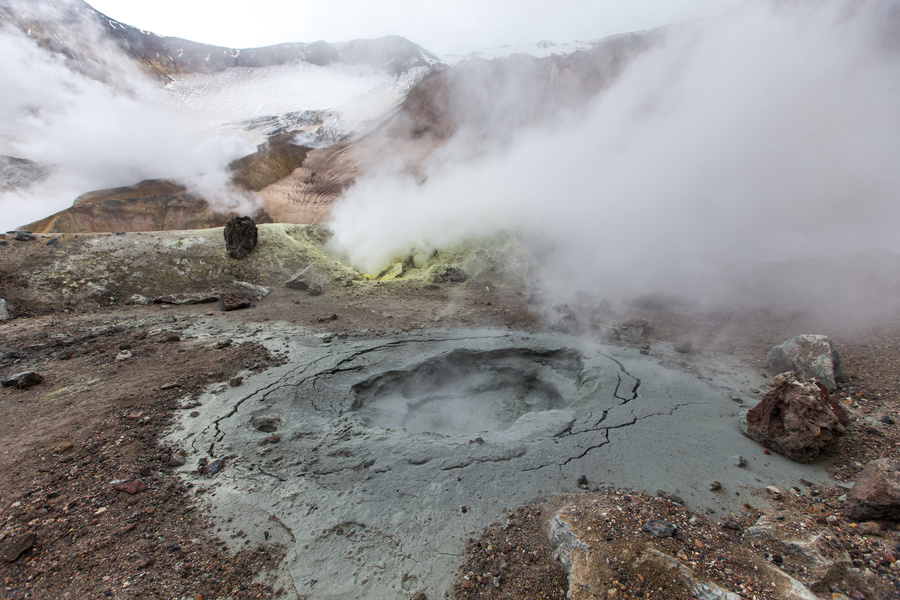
844,459,900,521
1,371,44,389
881,415,896,426
2,532,35,562
115,350,133,361
115,480,147,495
129,294,151,305
641,520,676,538
160,382,180,390
14,232,35,242
229,376,243,387
741,372,848,462
153,293,218,305
232,281,270,301
733,455,747,468
219,286,251,311
206,458,225,475
0,298,9,320
708,481,722,491
224,215,258,259
285,265,329,293
767,335,841,391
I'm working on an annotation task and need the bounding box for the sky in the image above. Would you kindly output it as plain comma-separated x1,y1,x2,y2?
87,0,741,55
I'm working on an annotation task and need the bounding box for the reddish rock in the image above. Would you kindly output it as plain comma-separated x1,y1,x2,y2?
218,286,251,311
844,459,900,521
742,372,848,462
115,480,147,495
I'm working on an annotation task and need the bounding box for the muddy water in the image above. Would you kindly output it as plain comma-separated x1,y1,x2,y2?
168,326,829,599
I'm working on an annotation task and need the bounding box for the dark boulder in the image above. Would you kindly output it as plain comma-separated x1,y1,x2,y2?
1,371,44,389
224,215,258,259
741,371,848,462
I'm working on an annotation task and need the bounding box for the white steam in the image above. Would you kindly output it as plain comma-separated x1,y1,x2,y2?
329,2,900,299
0,18,256,230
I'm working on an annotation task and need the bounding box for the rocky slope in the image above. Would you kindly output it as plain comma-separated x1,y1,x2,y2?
3,0,660,234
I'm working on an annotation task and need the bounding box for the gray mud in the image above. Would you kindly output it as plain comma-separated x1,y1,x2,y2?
167,326,829,599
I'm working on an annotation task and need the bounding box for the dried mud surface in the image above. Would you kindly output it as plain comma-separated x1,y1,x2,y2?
1,236,899,599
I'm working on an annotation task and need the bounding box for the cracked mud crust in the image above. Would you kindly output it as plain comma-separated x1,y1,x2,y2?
1,233,899,599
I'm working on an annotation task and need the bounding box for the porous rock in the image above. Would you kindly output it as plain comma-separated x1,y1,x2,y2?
1,371,44,389
219,286,251,311
767,335,841,391
741,372,848,462
223,215,258,259
844,458,900,521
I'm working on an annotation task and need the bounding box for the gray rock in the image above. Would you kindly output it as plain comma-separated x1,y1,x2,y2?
767,335,841,391
14,232,35,242
206,458,225,476
0,298,8,320
548,515,589,570
232,281,270,301
642,519,676,538
285,265,329,292
709,481,722,491
153,293,218,305
1,371,44,389
129,294,151,306
733,455,747,468
223,216,258,259
430,264,468,283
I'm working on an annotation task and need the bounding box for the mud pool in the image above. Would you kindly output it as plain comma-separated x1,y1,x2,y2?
168,327,830,599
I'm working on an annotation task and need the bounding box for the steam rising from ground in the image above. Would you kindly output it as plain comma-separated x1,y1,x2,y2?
330,2,900,301
0,8,256,230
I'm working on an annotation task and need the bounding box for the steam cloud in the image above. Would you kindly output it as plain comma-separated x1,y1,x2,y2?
0,6,256,231
329,1,900,301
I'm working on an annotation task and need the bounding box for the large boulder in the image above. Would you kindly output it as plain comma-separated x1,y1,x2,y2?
742,372,848,463
844,458,900,521
224,216,258,259
767,335,842,391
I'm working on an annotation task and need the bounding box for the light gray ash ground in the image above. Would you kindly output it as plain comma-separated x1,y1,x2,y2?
168,326,829,599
